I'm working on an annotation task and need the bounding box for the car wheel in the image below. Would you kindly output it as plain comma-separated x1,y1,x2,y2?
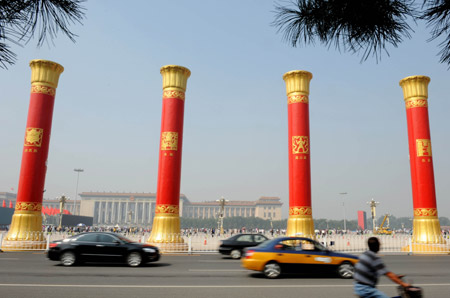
127,252,142,267
337,262,354,279
60,251,76,266
230,249,241,259
264,261,281,279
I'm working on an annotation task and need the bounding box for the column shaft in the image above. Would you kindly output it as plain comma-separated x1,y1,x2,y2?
2,60,63,251
283,70,315,237
399,76,444,245
148,65,190,244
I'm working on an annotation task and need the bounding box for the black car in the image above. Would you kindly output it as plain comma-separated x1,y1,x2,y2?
218,233,269,259
46,232,160,267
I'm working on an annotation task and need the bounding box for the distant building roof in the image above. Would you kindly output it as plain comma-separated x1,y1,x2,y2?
188,197,282,207
79,192,187,198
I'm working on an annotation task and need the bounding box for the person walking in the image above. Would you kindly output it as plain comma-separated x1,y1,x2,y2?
354,237,410,298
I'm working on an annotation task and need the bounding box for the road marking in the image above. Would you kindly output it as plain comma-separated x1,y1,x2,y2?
0,284,449,288
188,269,247,272
197,260,240,263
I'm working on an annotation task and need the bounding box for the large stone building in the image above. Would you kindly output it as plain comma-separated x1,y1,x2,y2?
0,191,283,226
78,192,283,226
184,197,282,220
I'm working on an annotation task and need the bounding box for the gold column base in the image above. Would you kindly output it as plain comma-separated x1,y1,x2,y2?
286,215,315,238
412,216,445,244
401,216,449,254
1,211,46,251
402,244,450,254
147,213,187,252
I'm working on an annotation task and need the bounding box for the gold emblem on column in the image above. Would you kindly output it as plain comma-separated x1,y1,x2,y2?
24,128,44,147
416,139,432,157
292,136,309,154
161,132,178,150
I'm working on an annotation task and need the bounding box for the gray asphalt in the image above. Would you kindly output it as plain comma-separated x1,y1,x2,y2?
0,252,448,298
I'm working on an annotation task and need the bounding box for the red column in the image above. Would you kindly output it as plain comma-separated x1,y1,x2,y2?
399,76,444,245
2,60,63,251
283,70,315,237
148,65,190,246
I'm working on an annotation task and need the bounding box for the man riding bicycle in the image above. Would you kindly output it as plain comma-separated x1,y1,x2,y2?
354,237,411,298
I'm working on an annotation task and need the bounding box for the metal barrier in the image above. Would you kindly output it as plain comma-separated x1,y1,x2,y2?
1,231,449,254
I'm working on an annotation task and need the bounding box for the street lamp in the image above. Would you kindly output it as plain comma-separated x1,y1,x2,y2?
339,192,347,231
73,168,84,215
57,194,68,229
367,198,380,233
216,196,228,235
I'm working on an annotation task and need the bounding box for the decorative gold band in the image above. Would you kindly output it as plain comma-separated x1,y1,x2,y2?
288,92,309,104
31,85,56,96
15,202,42,212
405,97,428,109
289,206,312,216
155,204,179,214
163,90,185,101
414,208,437,217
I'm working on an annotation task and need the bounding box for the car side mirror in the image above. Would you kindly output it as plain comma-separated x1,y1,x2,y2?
113,240,121,245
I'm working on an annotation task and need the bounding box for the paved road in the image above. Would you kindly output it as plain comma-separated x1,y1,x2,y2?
0,252,448,298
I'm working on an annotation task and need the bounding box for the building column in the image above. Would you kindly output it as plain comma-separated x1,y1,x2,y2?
283,70,315,237
399,76,446,251
2,60,64,251
148,65,190,246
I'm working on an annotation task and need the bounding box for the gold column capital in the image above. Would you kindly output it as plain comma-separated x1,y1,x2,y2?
399,75,430,102
160,65,191,93
283,70,313,97
29,59,64,89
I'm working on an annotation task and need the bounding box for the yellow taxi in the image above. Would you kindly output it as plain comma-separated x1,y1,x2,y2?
241,236,358,279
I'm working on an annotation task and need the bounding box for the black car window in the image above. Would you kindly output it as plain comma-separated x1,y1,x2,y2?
98,234,117,243
76,234,98,242
254,235,268,243
236,235,253,242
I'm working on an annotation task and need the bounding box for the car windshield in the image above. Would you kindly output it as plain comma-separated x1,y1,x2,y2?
115,235,134,243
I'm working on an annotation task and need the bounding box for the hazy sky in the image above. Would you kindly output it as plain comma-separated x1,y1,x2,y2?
1,1,449,220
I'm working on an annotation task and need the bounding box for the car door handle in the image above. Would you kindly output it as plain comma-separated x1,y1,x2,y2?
306,255,311,257
277,254,283,256
96,245,104,247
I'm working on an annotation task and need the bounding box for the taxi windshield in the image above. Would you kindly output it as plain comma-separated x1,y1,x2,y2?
257,238,279,248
